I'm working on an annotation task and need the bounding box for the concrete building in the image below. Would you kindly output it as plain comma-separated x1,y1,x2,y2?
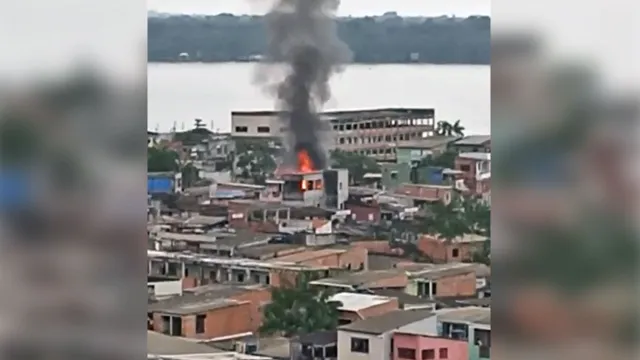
454,153,491,198
437,307,491,360
231,108,435,162
337,309,435,360
392,332,468,360
148,284,271,339
448,136,491,154
401,264,479,300
395,137,458,166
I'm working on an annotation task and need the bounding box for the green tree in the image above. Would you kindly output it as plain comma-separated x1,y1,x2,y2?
260,274,341,337
423,195,470,262
234,139,278,184
330,149,381,184
435,120,465,137
181,162,200,188
148,14,490,64
147,147,179,172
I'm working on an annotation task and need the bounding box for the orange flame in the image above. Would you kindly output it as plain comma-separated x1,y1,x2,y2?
297,150,314,173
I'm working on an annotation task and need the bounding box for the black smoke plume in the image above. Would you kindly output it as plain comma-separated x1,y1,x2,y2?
258,0,351,170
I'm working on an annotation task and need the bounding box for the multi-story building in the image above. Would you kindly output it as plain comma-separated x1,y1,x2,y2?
231,108,436,162
437,307,491,360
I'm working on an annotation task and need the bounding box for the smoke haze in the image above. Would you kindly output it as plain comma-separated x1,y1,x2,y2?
258,0,351,170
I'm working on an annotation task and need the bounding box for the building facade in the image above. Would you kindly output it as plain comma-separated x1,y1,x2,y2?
231,108,436,162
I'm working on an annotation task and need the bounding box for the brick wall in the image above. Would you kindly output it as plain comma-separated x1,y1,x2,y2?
346,203,381,222
183,302,253,339
358,298,400,319
434,272,477,298
416,235,482,263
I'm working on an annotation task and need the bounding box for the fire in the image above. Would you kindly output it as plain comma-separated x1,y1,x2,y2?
297,150,314,173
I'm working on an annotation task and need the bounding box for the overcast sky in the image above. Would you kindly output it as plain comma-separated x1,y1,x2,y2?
147,0,491,17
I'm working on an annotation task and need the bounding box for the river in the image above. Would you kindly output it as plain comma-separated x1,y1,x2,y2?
148,63,490,134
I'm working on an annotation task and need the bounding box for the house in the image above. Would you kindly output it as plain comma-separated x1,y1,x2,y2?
402,263,479,299
396,137,458,167
309,270,408,293
392,332,468,360
290,331,338,360
267,247,368,272
437,307,490,360
337,309,435,360
329,292,400,324
448,136,491,154
415,234,488,263
148,250,340,288
393,184,453,206
148,284,271,339
454,153,490,196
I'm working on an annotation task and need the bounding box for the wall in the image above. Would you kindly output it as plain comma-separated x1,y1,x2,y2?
416,235,485,263
393,333,468,360
182,302,253,339
396,316,438,336
405,272,476,298
231,114,281,138
338,330,387,360
346,203,382,223
148,280,183,298
358,299,400,319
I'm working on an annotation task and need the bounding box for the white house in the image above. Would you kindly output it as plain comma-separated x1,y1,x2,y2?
337,309,435,360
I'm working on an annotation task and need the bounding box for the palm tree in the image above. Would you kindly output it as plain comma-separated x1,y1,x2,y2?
452,119,466,137
435,121,453,136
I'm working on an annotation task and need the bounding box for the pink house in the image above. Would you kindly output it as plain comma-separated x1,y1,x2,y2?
393,332,468,360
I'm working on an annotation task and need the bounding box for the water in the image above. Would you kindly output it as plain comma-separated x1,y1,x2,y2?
148,63,490,134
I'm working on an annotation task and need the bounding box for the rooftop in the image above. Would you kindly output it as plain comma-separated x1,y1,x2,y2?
268,248,346,264
148,352,274,360
458,152,491,161
338,309,434,335
297,331,337,345
147,331,223,355
229,199,290,210
149,284,265,315
236,243,305,260
409,264,475,280
437,306,491,325
147,250,332,271
232,108,435,122
453,135,491,146
371,289,436,308
309,270,405,289
396,137,458,149
328,292,394,312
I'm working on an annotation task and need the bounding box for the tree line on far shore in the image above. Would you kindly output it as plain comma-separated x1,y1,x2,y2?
148,13,490,65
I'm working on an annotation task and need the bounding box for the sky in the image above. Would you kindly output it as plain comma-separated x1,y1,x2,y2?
147,0,491,17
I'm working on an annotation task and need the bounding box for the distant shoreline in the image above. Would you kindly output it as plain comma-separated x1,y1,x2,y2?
147,60,490,66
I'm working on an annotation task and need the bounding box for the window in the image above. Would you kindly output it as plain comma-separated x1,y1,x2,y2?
421,349,435,359
439,348,448,359
301,344,312,356
350,337,369,353
459,164,471,172
431,282,437,296
195,314,206,334
235,126,248,133
257,126,270,133
452,248,459,258
397,348,416,359
325,345,337,358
